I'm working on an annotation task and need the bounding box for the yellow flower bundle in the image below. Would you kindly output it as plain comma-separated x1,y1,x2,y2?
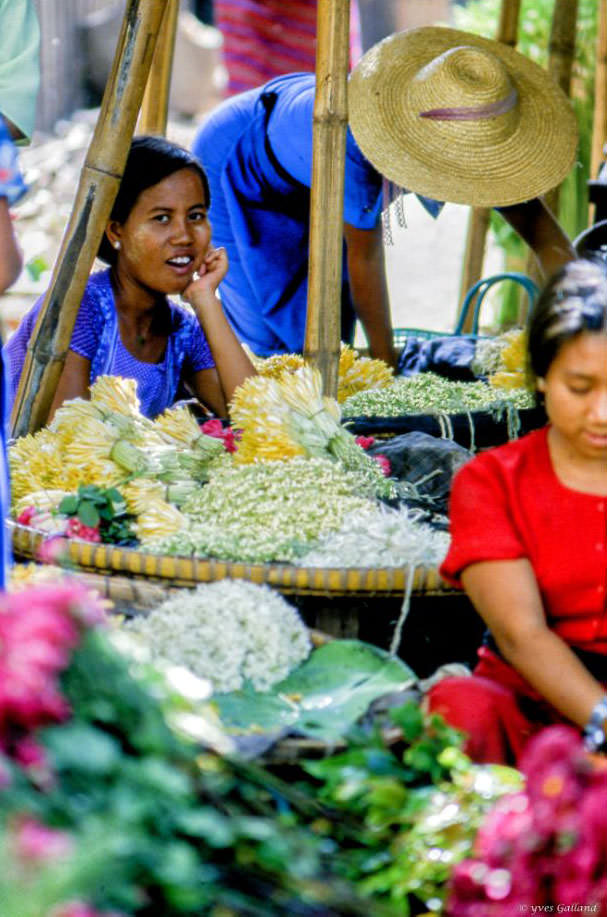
489,329,531,391
249,344,393,403
231,365,396,499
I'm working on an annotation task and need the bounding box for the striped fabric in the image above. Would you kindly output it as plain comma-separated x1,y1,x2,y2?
214,0,361,95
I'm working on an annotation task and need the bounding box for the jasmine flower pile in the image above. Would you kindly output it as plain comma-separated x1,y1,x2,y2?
341,372,535,418
125,581,312,694
151,457,375,563
293,505,450,569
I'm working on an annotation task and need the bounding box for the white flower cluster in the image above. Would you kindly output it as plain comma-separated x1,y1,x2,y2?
342,372,535,418
125,580,312,694
153,457,375,563
294,505,450,569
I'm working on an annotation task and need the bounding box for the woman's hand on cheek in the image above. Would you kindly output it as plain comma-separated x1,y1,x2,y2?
183,246,228,303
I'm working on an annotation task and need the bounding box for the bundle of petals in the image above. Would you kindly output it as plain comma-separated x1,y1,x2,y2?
230,365,397,500
248,343,394,404
11,376,232,538
446,726,607,916
0,584,105,769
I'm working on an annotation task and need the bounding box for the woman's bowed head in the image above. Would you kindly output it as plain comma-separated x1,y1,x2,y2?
5,136,255,421
530,260,607,469
429,259,607,765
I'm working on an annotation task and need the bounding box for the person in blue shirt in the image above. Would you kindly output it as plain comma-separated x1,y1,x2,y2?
192,30,577,369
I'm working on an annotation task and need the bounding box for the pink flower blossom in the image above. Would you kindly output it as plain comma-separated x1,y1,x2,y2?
372,453,392,476
201,418,240,453
0,585,105,757
355,435,375,450
65,518,101,543
446,726,607,916
13,736,48,769
16,506,37,525
13,816,73,862
37,535,71,566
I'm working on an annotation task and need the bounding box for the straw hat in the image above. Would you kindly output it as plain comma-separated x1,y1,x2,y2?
348,26,578,208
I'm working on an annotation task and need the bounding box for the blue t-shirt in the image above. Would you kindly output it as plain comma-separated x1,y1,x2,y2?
192,73,383,355
5,270,215,418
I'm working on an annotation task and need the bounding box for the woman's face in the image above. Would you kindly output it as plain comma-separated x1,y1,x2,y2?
109,168,211,295
539,330,607,462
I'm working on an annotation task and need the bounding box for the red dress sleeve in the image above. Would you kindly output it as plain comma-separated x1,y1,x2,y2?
440,452,528,588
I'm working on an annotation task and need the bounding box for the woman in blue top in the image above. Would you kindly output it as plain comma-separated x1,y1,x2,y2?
6,136,255,420
192,31,577,369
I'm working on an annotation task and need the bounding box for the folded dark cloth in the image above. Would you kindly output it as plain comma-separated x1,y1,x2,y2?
397,336,478,381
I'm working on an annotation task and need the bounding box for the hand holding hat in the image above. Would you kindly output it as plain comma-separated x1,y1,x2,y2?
348,26,578,208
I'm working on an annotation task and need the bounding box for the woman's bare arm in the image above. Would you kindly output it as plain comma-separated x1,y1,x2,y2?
182,246,256,416
0,197,22,292
343,221,397,368
497,197,576,278
48,350,91,421
462,557,604,727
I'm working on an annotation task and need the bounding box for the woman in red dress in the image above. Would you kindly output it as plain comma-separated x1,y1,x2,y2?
428,259,607,764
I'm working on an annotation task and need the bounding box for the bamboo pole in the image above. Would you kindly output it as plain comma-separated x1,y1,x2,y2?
11,0,168,438
139,0,179,135
590,0,607,222
544,0,579,217
456,0,521,333
304,0,350,398
524,0,578,289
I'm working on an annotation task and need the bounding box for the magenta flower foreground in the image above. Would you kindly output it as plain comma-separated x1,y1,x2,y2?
0,584,105,763
446,726,607,916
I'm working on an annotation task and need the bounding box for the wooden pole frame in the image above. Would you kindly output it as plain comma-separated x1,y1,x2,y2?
544,0,579,218
304,0,350,399
139,0,180,135
11,0,168,437
456,0,521,333
590,0,607,222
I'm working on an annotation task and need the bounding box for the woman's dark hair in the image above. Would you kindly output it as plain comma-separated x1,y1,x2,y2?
527,258,607,379
98,135,210,265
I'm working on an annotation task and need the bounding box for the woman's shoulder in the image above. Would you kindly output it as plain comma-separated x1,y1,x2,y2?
455,427,548,487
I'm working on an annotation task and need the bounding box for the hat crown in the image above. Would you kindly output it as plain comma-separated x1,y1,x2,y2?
410,45,516,117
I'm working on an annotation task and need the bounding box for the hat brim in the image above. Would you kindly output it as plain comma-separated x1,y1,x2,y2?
348,27,579,207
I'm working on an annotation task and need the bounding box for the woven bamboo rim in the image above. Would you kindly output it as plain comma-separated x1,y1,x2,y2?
10,521,455,598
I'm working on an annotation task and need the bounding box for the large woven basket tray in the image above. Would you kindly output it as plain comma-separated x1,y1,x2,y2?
10,520,454,598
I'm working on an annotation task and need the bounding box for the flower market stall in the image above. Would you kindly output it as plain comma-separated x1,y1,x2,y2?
3,2,607,915
0,578,605,916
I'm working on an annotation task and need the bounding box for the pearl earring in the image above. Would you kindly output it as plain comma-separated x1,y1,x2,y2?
113,240,121,250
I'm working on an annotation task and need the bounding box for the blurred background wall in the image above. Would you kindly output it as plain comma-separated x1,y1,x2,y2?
32,0,454,133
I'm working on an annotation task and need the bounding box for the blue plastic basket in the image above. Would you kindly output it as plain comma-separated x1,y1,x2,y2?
392,271,540,348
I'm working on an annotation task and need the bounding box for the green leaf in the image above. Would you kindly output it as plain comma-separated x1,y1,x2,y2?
25,255,48,282
214,640,416,742
42,722,121,774
78,501,100,528
58,494,79,516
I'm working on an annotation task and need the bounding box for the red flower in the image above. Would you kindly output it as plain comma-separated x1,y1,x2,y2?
355,435,375,450
65,518,101,543
16,506,37,525
200,418,224,438
372,453,392,477
201,418,241,453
